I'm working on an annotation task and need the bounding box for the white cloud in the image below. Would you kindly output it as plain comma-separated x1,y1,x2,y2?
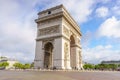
82,45,120,64
112,6,120,16
96,6,109,18
62,0,95,23
97,16,120,38
0,51,34,63
0,0,38,63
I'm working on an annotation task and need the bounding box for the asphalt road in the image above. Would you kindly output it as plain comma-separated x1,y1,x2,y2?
0,70,120,80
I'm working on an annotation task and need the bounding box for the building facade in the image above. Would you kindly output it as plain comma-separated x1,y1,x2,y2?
102,61,120,65
34,5,83,70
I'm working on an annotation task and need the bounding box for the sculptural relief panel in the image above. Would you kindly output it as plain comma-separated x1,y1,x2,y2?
79,51,82,64
63,26,69,37
63,18,79,36
64,42,69,60
39,25,59,36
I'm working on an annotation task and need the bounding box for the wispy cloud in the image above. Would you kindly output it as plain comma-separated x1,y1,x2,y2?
97,16,120,38
82,45,120,64
0,0,38,62
62,0,95,23
96,6,109,18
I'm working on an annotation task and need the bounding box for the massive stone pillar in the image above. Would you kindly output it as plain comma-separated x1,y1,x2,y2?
34,41,44,69
75,46,81,69
53,38,65,69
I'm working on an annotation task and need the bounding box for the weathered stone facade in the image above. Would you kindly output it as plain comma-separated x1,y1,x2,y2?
34,4,83,70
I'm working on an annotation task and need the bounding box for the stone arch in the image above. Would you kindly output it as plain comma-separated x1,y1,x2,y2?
70,35,76,69
44,42,53,69
34,5,82,70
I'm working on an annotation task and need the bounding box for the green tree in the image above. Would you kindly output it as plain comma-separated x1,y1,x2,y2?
97,64,108,70
0,63,2,67
23,63,31,69
118,64,120,67
0,62,9,68
95,64,118,70
2,62,9,67
109,64,117,70
95,64,100,70
83,64,95,70
13,63,23,69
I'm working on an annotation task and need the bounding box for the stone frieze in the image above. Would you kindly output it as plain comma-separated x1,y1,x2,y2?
39,25,59,36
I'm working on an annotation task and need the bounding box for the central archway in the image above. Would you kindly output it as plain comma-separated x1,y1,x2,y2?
70,35,76,69
44,42,53,69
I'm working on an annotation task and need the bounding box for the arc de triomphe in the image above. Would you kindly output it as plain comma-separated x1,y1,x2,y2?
34,4,83,70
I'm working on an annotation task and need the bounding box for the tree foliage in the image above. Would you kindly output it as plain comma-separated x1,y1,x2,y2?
83,64,95,69
13,63,31,69
0,62,9,68
84,63,118,70
23,64,31,69
13,63,23,69
118,64,120,67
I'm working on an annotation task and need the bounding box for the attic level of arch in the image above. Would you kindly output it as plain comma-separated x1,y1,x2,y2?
35,6,82,36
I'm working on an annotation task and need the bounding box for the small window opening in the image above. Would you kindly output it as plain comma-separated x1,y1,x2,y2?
48,11,51,14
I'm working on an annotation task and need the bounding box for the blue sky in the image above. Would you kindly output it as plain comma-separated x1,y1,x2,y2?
0,0,120,64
